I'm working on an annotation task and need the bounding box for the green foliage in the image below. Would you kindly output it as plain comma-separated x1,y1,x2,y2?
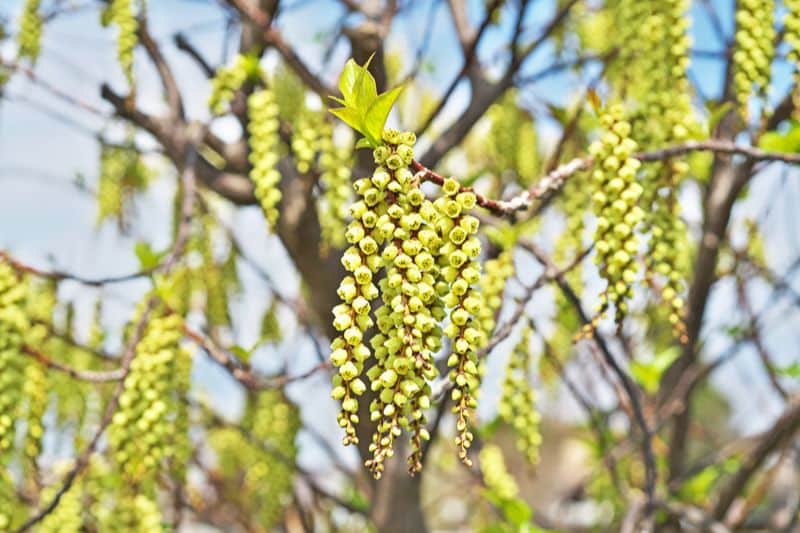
759,120,800,153
329,56,405,148
259,301,282,344
134,241,166,270
630,346,680,394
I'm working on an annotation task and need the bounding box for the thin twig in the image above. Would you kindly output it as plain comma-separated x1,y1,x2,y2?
0,250,155,287
21,345,124,383
414,139,800,217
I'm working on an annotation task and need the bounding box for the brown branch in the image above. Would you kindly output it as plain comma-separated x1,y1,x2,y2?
182,325,330,390
224,0,336,99
138,18,184,120
21,345,124,383
0,59,107,116
735,274,788,399
418,0,574,167
415,0,503,135
174,33,215,77
0,250,156,287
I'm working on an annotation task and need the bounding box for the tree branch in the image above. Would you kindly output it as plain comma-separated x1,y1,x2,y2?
711,395,800,522
520,239,657,511
138,17,184,120
414,139,800,218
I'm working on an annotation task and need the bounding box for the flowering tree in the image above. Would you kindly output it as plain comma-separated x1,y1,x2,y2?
1,0,800,531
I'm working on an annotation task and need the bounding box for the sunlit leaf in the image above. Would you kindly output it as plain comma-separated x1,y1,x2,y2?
364,84,404,142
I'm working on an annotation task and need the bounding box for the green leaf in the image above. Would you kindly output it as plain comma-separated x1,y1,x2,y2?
329,107,365,135
355,137,375,149
338,55,378,110
134,241,165,270
338,58,361,106
631,347,680,394
351,57,378,114
705,101,734,135
500,498,532,526
229,344,252,363
777,362,800,378
758,121,800,153
364,84,404,143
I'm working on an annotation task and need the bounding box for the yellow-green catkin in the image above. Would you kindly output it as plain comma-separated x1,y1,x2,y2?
247,88,282,227
476,249,514,340
17,0,42,63
479,444,519,500
366,130,442,477
38,479,82,533
785,0,800,114
22,362,47,478
0,260,29,461
200,216,232,329
498,327,541,465
243,390,300,526
329,156,385,450
101,0,139,87
208,54,253,115
108,492,163,533
109,309,190,489
482,90,538,188
609,0,650,93
291,114,320,174
96,144,151,228
0,469,20,531
209,391,300,529
733,0,775,117
436,177,483,467
20,280,56,482
318,123,353,254
585,105,644,332
639,0,694,342
330,130,488,477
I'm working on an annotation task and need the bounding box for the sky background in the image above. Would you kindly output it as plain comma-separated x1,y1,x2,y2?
1,0,799,489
